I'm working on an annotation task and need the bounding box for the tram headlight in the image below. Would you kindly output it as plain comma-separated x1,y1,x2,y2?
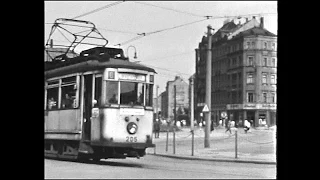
127,122,138,134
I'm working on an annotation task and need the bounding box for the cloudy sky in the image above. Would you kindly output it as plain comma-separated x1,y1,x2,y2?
45,1,277,94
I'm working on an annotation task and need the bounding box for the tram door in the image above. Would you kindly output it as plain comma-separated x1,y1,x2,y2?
83,74,93,140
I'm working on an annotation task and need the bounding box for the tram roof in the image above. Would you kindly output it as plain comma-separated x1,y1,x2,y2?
45,47,156,79
45,56,156,79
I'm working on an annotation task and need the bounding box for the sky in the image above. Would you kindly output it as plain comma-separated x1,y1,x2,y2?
44,1,278,95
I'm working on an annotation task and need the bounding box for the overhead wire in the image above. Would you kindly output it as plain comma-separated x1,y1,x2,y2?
115,12,276,46
116,18,208,46
134,1,205,18
72,1,125,20
142,51,194,62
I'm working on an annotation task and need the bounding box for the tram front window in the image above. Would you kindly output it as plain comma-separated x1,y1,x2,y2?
120,82,144,106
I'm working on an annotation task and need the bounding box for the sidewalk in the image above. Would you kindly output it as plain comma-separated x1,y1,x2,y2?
146,126,276,164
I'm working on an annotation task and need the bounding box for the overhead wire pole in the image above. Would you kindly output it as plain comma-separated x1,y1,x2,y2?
204,25,213,148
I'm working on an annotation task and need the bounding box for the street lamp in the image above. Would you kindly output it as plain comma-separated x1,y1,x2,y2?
126,45,137,59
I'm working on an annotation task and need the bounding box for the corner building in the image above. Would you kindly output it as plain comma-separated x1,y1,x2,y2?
195,17,277,127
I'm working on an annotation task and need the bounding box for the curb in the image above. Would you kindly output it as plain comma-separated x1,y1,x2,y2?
147,153,276,165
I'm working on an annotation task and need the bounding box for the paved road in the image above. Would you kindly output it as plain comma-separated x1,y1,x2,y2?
45,155,276,179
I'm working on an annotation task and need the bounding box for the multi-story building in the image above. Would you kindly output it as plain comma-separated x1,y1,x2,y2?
161,76,189,122
195,16,277,127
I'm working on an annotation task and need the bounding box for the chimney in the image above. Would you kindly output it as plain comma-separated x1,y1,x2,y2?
246,18,248,22
50,39,53,48
260,17,264,28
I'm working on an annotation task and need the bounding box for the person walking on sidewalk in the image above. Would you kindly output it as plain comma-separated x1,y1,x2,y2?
244,119,250,133
225,119,232,134
154,119,160,138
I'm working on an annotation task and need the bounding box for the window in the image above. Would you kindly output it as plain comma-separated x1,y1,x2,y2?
248,56,254,66
247,42,250,49
146,84,153,106
272,58,276,67
94,76,102,106
46,80,59,110
264,42,268,49
271,74,276,84
232,57,237,67
262,92,267,103
106,81,119,104
120,82,144,106
247,73,254,84
272,43,276,50
271,93,276,103
247,92,254,103
251,42,255,49
47,87,58,110
262,73,267,84
263,57,268,66
61,76,77,109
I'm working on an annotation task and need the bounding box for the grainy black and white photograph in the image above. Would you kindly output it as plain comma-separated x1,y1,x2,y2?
44,1,278,179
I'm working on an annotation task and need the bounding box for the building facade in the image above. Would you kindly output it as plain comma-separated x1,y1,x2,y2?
195,16,277,127
161,76,189,122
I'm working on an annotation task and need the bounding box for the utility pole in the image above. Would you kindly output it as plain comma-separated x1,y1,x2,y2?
155,85,159,120
190,77,195,156
174,85,177,125
190,77,194,131
204,25,213,148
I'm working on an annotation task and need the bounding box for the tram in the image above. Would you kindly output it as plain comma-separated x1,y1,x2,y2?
44,19,156,161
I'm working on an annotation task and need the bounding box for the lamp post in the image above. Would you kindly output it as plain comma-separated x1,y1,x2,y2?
126,45,137,59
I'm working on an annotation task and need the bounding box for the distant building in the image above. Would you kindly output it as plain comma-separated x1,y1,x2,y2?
153,94,162,118
195,16,277,127
161,76,189,122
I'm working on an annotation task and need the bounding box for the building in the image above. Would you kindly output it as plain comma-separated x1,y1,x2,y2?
153,93,162,118
161,76,189,123
195,16,277,127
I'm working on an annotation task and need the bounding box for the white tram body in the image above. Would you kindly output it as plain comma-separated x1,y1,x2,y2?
44,47,155,160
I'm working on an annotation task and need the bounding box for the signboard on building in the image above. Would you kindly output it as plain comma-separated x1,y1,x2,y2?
226,103,277,110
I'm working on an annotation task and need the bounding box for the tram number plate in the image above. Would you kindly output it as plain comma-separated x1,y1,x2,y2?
126,136,137,142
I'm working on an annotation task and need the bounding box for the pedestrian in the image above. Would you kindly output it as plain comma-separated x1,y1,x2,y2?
154,119,160,138
225,120,232,134
210,120,214,132
244,119,250,133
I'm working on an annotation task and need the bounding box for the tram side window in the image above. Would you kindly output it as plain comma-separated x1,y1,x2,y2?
61,76,77,109
47,88,58,110
146,84,153,106
106,81,119,104
61,85,77,108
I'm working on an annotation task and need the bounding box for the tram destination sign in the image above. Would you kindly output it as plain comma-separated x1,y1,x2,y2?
119,73,146,81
